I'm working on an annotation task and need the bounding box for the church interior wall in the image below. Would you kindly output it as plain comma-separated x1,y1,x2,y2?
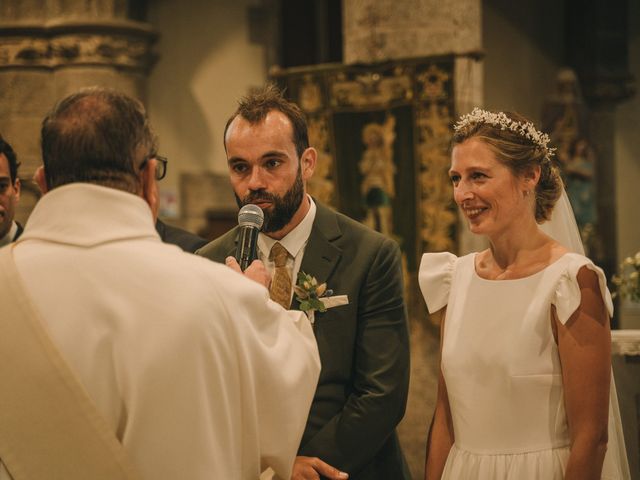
147,0,268,198
614,0,640,328
483,0,565,122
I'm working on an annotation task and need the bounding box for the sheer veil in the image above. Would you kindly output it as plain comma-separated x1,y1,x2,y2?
541,190,631,479
540,190,586,255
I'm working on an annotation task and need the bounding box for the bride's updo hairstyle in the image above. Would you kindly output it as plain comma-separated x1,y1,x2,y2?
452,108,563,223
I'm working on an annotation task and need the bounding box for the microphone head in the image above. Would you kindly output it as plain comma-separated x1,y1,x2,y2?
238,204,264,229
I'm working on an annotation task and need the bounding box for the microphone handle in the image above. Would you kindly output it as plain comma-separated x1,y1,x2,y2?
235,225,260,271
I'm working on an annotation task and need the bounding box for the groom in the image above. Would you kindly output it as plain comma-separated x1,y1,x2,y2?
197,85,410,479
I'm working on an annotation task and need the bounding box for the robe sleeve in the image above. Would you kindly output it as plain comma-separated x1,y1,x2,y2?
219,276,321,479
418,252,457,314
552,254,614,325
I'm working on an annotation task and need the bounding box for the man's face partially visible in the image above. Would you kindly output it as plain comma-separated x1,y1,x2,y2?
0,153,20,239
225,110,311,236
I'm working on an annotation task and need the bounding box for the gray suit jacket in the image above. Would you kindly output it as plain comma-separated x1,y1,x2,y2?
197,202,410,479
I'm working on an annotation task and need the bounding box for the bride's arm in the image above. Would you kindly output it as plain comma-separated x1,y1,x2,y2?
556,266,611,480
425,308,454,480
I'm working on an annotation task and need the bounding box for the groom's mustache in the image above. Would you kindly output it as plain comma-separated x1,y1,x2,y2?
242,190,278,205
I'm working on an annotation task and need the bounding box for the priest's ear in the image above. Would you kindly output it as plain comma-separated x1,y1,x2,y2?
140,157,159,221
34,166,49,195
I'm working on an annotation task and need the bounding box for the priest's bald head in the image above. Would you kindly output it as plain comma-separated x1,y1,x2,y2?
35,87,162,218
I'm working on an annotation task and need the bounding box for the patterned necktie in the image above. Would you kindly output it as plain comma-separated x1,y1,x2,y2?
269,242,292,309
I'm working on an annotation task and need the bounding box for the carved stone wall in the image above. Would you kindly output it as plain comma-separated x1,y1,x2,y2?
0,0,156,224
343,0,481,64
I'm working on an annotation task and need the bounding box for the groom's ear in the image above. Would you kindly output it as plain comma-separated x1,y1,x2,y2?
300,147,317,182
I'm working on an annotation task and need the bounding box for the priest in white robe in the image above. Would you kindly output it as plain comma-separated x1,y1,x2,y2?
0,87,320,480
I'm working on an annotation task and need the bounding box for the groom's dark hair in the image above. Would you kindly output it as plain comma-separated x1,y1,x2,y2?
223,84,309,159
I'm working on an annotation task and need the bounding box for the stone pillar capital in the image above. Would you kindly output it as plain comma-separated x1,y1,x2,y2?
0,19,157,72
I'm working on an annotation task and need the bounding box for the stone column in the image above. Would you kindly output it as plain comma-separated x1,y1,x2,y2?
0,0,157,222
343,0,484,257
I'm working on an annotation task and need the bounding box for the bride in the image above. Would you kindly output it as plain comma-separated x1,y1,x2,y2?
419,108,630,479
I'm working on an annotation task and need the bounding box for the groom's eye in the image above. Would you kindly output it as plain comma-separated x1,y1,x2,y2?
230,163,248,174
264,159,281,169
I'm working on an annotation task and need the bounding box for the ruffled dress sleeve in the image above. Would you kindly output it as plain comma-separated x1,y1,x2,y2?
418,252,457,314
552,254,614,325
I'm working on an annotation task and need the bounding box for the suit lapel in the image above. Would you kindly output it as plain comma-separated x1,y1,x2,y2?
226,227,239,259
14,222,24,242
292,203,342,311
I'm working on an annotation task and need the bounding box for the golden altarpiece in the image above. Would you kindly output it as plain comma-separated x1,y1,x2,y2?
272,55,461,289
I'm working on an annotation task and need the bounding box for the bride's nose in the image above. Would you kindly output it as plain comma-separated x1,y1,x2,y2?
454,182,474,204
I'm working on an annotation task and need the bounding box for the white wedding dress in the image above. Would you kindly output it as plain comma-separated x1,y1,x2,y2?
419,250,629,479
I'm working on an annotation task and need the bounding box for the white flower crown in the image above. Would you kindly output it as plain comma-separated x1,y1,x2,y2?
454,108,556,161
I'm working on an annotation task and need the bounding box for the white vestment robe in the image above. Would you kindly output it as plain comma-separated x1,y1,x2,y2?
0,183,320,480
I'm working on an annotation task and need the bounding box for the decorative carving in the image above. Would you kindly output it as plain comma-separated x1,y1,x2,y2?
306,115,335,205
0,23,157,71
296,74,335,205
329,68,412,107
299,74,323,113
416,102,456,252
417,64,451,100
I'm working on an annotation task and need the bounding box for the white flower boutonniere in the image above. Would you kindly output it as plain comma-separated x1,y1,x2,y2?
294,271,332,324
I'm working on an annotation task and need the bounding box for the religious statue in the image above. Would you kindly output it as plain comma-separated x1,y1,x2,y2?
359,115,396,235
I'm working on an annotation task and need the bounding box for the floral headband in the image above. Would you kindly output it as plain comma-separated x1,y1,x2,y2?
454,108,556,161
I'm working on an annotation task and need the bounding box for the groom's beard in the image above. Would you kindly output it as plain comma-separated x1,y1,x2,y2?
235,169,305,233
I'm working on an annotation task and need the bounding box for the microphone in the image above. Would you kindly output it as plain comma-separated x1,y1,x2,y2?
235,204,264,271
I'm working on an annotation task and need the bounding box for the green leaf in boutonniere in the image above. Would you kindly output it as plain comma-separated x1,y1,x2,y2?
294,271,328,313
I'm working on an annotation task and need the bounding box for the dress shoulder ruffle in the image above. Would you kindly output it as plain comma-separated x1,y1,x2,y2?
552,253,614,325
418,252,458,314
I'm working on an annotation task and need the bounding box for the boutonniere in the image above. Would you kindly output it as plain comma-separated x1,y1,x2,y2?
294,271,333,324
